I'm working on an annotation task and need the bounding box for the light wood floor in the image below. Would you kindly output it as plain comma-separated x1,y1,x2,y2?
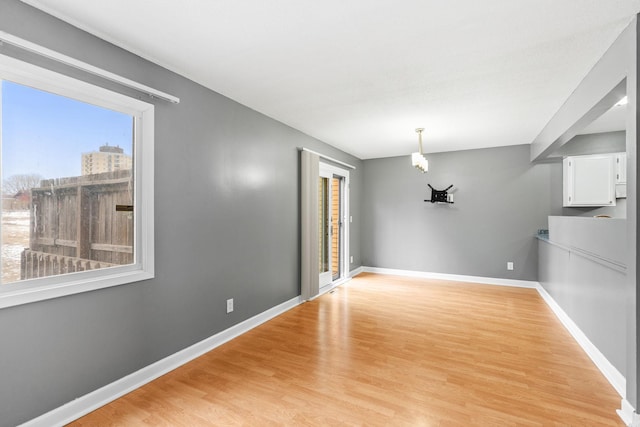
70,273,624,426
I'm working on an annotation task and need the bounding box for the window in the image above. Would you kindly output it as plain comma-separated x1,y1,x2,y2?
0,54,154,309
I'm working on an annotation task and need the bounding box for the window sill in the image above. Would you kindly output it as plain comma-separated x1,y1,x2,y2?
0,267,153,309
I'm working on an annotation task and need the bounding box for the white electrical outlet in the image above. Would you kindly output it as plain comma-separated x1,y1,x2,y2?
350,255,354,263
507,262,514,271
226,298,234,313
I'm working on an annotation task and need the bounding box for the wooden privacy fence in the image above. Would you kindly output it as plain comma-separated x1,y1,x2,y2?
21,250,116,280
21,170,133,280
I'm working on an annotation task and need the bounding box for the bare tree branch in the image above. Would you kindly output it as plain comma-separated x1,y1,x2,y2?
3,174,44,196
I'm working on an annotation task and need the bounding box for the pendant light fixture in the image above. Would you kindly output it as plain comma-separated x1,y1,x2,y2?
412,128,429,173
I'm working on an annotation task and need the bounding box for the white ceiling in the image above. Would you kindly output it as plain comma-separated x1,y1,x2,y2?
21,0,640,159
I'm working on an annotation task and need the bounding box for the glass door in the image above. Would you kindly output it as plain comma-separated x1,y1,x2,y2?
330,177,342,281
319,163,349,288
318,175,331,287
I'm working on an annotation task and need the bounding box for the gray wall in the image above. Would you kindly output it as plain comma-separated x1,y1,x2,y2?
538,238,627,377
549,131,626,158
0,2,362,426
361,144,559,281
527,18,638,405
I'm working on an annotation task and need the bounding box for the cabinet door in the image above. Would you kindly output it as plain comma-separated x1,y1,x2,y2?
615,153,627,184
614,153,627,199
563,155,615,207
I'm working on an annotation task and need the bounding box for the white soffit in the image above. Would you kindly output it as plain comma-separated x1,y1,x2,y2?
20,0,640,159
578,103,627,135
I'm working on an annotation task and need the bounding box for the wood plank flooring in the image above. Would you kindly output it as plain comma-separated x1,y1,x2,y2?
70,273,624,426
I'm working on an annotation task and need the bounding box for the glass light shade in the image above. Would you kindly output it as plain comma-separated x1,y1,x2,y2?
411,152,428,173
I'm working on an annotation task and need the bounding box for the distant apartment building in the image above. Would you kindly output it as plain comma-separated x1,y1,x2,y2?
82,145,132,175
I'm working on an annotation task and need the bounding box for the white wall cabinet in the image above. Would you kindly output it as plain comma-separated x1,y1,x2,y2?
563,154,616,207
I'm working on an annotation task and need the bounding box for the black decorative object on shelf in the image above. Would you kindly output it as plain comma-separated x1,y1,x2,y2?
426,184,454,204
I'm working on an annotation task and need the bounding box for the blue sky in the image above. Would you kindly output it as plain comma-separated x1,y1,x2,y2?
2,80,133,180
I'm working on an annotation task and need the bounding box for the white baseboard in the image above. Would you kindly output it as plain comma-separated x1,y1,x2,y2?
350,266,364,277
618,398,637,426
20,295,303,427
362,266,538,288
362,266,626,401
535,284,625,398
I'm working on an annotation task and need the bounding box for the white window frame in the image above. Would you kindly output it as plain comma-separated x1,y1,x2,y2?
0,54,154,309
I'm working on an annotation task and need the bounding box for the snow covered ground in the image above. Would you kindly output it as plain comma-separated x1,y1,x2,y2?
2,210,30,283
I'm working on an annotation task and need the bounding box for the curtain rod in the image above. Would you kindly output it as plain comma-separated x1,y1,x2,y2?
300,147,356,170
0,31,180,104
